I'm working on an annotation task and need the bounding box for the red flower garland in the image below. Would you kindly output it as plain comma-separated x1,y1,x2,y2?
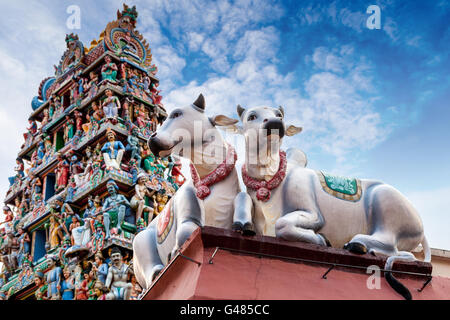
190,144,237,200
242,151,287,202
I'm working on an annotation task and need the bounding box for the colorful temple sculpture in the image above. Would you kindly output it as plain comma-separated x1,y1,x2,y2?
0,4,185,300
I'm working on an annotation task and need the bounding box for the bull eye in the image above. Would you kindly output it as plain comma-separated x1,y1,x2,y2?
170,111,182,119
247,114,257,121
275,111,282,118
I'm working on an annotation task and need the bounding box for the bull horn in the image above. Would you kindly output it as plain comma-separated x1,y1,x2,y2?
278,106,285,117
237,105,245,118
193,93,205,111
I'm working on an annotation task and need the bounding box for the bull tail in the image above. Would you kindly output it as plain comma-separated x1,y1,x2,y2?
421,235,431,263
384,252,416,300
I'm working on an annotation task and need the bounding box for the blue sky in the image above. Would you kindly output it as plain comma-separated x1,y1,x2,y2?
0,0,449,249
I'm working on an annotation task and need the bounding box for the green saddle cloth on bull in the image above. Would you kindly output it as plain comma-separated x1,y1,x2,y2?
317,171,362,202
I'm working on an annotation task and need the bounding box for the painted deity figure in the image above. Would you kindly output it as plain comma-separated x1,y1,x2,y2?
102,89,121,121
74,110,84,135
53,96,63,118
41,108,50,128
102,180,131,239
64,116,75,143
93,280,107,300
55,154,70,192
105,247,132,300
69,155,84,186
127,69,140,96
134,104,150,128
129,275,142,300
34,271,48,300
89,221,105,253
130,173,155,226
61,267,75,300
141,143,157,175
126,127,142,168
101,129,125,170
76,267,94,300
46,256,62,300
84,71,99,99
101,56,118,82
17,228,31,267
48,215,64,249
92,252,109,285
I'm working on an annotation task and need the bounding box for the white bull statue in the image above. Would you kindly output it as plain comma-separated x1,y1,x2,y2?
230,105,431,300
133,94,250,291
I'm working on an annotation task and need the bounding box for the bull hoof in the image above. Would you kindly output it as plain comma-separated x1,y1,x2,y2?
151,264,165,282
243,222,256,236
344,242,368,254
231,222,244,233
318,233,331,247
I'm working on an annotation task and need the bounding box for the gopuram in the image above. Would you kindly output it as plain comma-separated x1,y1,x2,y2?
0,4,185,300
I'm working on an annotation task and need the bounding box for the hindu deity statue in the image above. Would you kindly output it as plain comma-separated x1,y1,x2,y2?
48,215,64,249
141,142,157,175
102,89,121,122
53,96,63,118
101,55,118,82
61,267,75,300
126,126,142,168
92,252,108,286
41,108,50,128
150,81,162,106
22,119,37,149
102,180,131,239
14,157,25,179
76,266,94,300
105,247,132,300
153,192,166,216
34,270,48,300
129,275,142,300
134,104,150,128
74,110,84,135
17,227,31,267
29,173,42,209
55,153,70,192
128,158,139,184
45,255,62,300
69,154,84,186
84,71,99,99
64,115,75,143
101,129,125,170
130,173,155,226
127,69,140,96
93,280,107,300
88,221,105,253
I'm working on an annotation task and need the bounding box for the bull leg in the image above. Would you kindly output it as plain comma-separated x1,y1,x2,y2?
345,232,396,256
132,225,164,290
170,221,201,260
275,210,326,246
232,192,255,236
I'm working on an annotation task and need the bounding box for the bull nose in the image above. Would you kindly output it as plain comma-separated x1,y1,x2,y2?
262,118,285,138
148,136,162,156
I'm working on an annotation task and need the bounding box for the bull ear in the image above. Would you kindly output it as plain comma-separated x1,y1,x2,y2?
209,115,239,127
193,93,205,111
237,104,245,118
286,125,303,136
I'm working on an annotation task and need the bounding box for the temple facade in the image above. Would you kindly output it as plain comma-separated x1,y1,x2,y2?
0,4,185,300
